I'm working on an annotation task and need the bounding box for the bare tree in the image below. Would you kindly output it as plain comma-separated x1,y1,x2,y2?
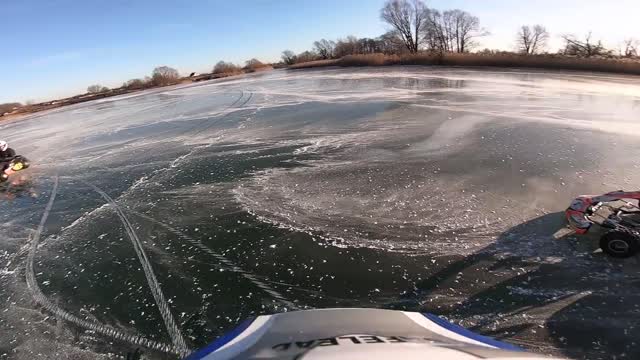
380,0,427,53
516,26,533,54
244,58,269,72
377,31,409,54
87,84,108,93
296,51,319,63
245,58,264,68
281,50,297,65
422,9,449,53
334,36,361,57
358,38,382,54
446,10,485,53
313,39,336,59
213,61,241,74
516,25,549,54
151,66,180,86
123,78,147,90
422,9,486,53
622,38,639,57
561,32,610,57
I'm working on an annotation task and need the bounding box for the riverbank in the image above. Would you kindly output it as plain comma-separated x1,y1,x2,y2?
288,53,640,75
5,53,639,121
0,68,273,120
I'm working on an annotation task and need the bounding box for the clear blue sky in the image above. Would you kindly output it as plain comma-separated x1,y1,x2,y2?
1,0,638,103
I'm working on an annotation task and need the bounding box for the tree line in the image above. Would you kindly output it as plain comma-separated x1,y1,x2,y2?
281,0,638,65
0,102,22,116
86,66,182,94
212,58,271,75
87,58,272,95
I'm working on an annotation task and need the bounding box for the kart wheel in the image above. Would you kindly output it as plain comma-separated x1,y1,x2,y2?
600,230,640,258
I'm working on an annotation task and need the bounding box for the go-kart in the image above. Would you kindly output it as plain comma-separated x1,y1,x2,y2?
1,155,30,183
554,191,640,258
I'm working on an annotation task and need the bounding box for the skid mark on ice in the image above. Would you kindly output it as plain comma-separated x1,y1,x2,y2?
121,90,256,194
183,89,245,136
410,103,640,137
24,176,177,355
127,210,301,311
53,143,211,238
193,90,255,136
233,174,509,255
82,181,190,355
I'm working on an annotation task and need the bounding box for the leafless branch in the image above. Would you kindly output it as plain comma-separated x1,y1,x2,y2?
380,0,427,53
516,25,549,54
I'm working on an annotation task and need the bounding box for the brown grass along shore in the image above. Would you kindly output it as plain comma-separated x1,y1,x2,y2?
289,52,640,75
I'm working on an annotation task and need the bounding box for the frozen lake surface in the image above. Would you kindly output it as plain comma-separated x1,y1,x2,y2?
1,67,640,359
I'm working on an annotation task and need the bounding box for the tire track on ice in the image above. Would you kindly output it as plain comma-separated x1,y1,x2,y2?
127,210,300,311
82,181,190,356
185,89,245,136
59,88,256,234
25,176,177,355
194,90,254,136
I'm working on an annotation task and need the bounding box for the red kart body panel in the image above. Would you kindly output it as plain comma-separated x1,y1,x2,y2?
565,191,640,234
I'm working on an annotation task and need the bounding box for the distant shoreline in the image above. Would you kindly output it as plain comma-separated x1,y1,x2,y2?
0,66,274,121
4,55,639,121
288,53,640,76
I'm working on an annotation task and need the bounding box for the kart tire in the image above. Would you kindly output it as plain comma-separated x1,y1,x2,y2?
600,230,640,258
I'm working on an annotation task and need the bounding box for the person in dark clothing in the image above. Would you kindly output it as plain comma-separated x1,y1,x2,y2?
0,140,16,171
